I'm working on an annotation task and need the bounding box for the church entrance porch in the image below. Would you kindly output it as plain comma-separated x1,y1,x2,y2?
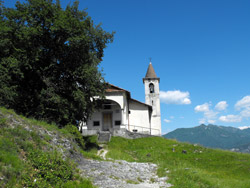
81,99,123,136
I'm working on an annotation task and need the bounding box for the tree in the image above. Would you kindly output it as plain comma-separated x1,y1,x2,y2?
0,0,114,126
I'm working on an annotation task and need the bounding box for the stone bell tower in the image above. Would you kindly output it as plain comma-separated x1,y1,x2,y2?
143,62,161,135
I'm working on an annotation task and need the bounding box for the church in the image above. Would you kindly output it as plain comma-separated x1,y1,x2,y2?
81,62,161,136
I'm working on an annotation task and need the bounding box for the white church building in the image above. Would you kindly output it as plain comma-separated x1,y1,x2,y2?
81,62,161,136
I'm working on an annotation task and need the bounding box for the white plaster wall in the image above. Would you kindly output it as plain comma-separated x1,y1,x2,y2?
86,99,122,131
144,79,161,135
129,100,150,133
151,116,161,135
105,92,128,127
87,110,103,130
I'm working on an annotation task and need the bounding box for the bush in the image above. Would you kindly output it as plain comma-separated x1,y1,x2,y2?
0,117,7,127
64,124,85,150
24,150,73,187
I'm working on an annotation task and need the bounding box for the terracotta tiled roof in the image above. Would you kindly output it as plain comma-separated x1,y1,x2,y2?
105,84,131,98
106,84,129,92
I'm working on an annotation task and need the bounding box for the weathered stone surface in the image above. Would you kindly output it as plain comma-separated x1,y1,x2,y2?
112,129,159,139
78,159,172,188
98,131,111,143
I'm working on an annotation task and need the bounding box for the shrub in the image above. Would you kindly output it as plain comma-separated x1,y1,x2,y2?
64,124,85,150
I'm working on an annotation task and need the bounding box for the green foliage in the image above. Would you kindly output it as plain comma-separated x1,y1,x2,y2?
64,124,85,150
24,150,74,187
0,0,114,126
81,135,102,160
0,107,95,188
107,136,250,188
0,117,7,127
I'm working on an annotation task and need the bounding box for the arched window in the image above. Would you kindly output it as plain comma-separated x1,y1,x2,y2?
149,83,154,93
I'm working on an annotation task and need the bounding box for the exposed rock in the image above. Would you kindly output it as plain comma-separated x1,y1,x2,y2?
78,158,172,188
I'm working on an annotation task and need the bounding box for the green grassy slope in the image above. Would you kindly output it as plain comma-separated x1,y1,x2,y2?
0,107,95,188
106,136,250,188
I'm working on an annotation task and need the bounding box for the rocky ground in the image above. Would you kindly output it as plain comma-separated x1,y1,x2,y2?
78,148,172,188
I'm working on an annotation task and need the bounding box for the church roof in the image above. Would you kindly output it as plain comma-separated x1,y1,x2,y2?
106,83,131,98
130,98,152,109
106,83,152,109
145,62,158,78
106,84,130,93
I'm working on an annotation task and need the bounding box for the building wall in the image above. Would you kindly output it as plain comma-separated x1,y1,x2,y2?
129,100,151,134
144,79,161,135
86,99,123,132
105,92,128,128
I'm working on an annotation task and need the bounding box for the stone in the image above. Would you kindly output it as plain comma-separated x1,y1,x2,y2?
182,150,187,154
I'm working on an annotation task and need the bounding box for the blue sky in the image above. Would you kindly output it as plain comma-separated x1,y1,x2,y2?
5,0,250,134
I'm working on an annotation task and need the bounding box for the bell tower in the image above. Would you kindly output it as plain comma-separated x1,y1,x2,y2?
143,62,161,135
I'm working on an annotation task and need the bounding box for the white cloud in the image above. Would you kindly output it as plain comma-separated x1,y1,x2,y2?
204,110,218,119
219,115,242,123
240,108,250,118
215,101,228,111
195,103,217,124
195,103,210,112
160,90,191,105
235,96,250,110
208,120,216,124
238,126,250,130
170,116,175,119
164,119,171,123
199,119,206,124
233,96,250,119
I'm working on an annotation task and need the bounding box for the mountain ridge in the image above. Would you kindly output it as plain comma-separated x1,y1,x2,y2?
163,124,250,153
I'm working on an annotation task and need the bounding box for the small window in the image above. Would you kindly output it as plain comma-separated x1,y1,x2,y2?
115,109,120,113
115,120,121,126
93,121,100,126
149,83,154,93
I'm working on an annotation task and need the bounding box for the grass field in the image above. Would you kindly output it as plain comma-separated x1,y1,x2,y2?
106,136,250,188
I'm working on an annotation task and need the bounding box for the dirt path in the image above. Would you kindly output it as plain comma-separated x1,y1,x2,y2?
78,148,172,188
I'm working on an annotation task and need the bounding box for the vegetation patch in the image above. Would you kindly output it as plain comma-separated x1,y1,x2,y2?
126,179,139,184
107,136,250,188
0,107,95,188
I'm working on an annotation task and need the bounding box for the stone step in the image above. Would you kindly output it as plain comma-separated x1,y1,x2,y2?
98,132,111,143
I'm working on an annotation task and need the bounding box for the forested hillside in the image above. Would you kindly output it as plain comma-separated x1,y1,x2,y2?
164,124,250,153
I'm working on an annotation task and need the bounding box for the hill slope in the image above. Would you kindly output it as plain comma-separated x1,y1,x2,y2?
0,107,95,187
163,124,250,152
1,108,250,188
106,136,250,188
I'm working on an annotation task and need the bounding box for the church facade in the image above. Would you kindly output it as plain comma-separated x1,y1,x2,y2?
81,63,161,136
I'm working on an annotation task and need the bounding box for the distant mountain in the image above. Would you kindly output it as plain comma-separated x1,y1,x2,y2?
163,124,250,153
